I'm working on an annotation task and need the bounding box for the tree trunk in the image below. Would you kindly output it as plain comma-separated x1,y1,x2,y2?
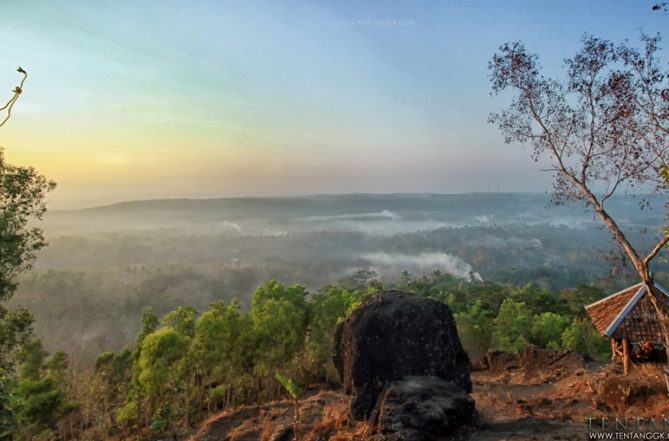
583,192,669,367
644,281,669,365
136,387,143,434
623,338,631,375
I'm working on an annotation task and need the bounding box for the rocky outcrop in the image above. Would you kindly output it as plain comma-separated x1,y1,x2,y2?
377,376,475,441
333,291,472,420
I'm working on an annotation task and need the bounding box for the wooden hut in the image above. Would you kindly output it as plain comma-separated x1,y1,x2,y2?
585,280,669,374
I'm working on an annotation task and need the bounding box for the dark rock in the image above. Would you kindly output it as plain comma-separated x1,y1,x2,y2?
333,291,471,420
377,376,476,441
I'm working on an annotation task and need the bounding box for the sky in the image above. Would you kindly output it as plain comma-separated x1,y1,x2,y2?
0,0,666,208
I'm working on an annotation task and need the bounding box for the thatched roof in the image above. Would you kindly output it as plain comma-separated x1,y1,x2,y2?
585,281,669,343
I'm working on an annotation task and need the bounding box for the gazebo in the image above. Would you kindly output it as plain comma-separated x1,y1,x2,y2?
585,280,669,374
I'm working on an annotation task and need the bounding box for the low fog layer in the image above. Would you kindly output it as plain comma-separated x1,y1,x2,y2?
360,252,484,282
41,193,665,236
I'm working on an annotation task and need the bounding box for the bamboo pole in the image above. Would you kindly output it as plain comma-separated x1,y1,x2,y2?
622,338,630,375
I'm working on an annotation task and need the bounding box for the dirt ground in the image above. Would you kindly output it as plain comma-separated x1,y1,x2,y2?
464,357,669,440
466,369,594,440
190,355,669,441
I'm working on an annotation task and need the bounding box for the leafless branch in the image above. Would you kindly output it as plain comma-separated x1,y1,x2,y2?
0,67,28,128
644,235,669,265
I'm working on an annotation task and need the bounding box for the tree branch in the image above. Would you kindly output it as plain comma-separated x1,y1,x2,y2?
644,235,669,266
0,67,28,128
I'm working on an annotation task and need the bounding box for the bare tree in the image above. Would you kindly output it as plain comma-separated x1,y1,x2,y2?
489,34,669,353
0,67,27,128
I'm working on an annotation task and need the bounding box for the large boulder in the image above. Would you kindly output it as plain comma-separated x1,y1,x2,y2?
333,291,471,420
377,376,475,441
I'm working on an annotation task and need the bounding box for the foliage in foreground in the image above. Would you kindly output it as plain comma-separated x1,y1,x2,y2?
2,272,611,440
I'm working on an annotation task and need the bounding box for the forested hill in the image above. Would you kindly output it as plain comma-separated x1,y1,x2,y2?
43,192,665,236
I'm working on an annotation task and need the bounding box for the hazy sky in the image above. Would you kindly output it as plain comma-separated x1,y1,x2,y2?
0,1,666,208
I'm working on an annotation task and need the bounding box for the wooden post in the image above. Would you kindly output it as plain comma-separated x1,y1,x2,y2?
622,338,630,375
611,339,618,362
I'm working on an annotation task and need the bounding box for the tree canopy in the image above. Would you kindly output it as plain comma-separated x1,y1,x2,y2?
0,68,56,375
489,33,669,285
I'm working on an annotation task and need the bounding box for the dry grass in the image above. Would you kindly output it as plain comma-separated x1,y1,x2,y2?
186,404,261,441
302,397,367,441
189,362,669,441
228,419,260,441
473,360,669,428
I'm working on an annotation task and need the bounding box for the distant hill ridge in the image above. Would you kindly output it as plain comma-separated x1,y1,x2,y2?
42,192,665,237
61,192,556,213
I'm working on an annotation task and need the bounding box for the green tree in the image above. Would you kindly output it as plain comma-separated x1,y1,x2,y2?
562,318,611,360
12,341,71,441
559,285,606,318
137,327,189,434
530,312,570,348
162,306,197,339
94,348,133,430
0,375,18,440
0,148,56,373
251,281,309,399
305,287,364,382
125,308,158,431
192,300,253,412
492,298,531,352
454,300,494,358
510,284,566,315
339,268,378,290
